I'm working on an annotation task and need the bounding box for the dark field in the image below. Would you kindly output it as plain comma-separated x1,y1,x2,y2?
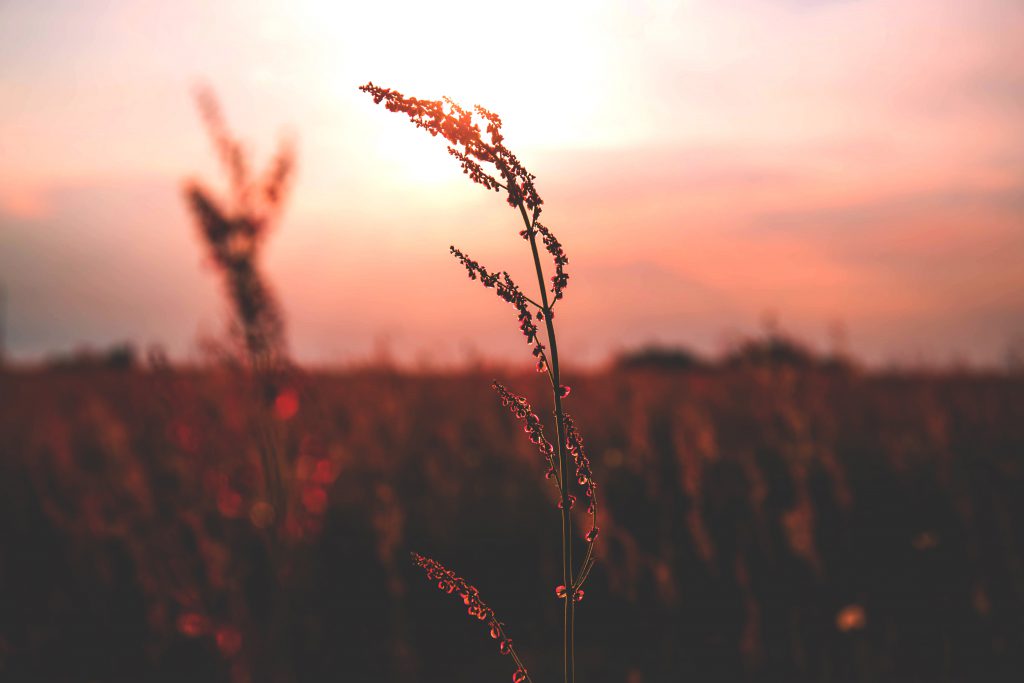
1,365,1022,682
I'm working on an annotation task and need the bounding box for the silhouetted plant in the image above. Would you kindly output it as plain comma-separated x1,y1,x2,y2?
184,86,294,373
412,553,532,682
362,82,599,683
179,89,342,682
182,87,301,539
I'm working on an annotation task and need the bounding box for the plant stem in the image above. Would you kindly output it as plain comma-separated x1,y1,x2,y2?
517,202,574,683
493,621,535,683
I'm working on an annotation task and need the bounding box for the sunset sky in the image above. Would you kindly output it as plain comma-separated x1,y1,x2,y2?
1,0,1022,367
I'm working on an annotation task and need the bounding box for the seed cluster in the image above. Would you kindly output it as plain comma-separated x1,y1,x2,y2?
555,584,585,602
533,222,569,301
411,553,530,683
564,413,599,526
359,83,543,220
492,382,559,485
450,247,543,358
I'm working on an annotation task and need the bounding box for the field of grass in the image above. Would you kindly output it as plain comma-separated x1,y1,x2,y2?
1,363,1021,682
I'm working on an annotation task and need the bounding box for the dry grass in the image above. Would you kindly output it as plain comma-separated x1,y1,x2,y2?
1,364,1022,682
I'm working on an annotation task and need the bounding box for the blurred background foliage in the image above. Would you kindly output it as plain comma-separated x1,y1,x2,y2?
1,351,1021,682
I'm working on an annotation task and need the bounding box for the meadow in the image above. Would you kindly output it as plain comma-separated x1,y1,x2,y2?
1,44,1021,682
1,358,1021,682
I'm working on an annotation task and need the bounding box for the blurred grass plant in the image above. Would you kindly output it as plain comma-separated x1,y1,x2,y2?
179,88,338,682
183,86,297,535
362,83,599,683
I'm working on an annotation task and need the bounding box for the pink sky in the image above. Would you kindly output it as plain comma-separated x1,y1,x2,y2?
1,0,1022,367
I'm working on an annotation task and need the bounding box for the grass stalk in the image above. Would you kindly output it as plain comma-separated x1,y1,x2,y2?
361,81,598,683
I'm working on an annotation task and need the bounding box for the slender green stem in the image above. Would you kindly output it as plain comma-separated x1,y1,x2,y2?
517,201,574,683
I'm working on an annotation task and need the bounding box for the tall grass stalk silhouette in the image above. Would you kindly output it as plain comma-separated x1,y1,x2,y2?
183,86,297,539
361,82,599,683
184,86,294,371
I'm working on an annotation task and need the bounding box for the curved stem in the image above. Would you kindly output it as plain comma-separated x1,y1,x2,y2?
573,542,596,591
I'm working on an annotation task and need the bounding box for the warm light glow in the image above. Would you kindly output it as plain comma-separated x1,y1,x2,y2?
303,0,615,147
0,0,1021,366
